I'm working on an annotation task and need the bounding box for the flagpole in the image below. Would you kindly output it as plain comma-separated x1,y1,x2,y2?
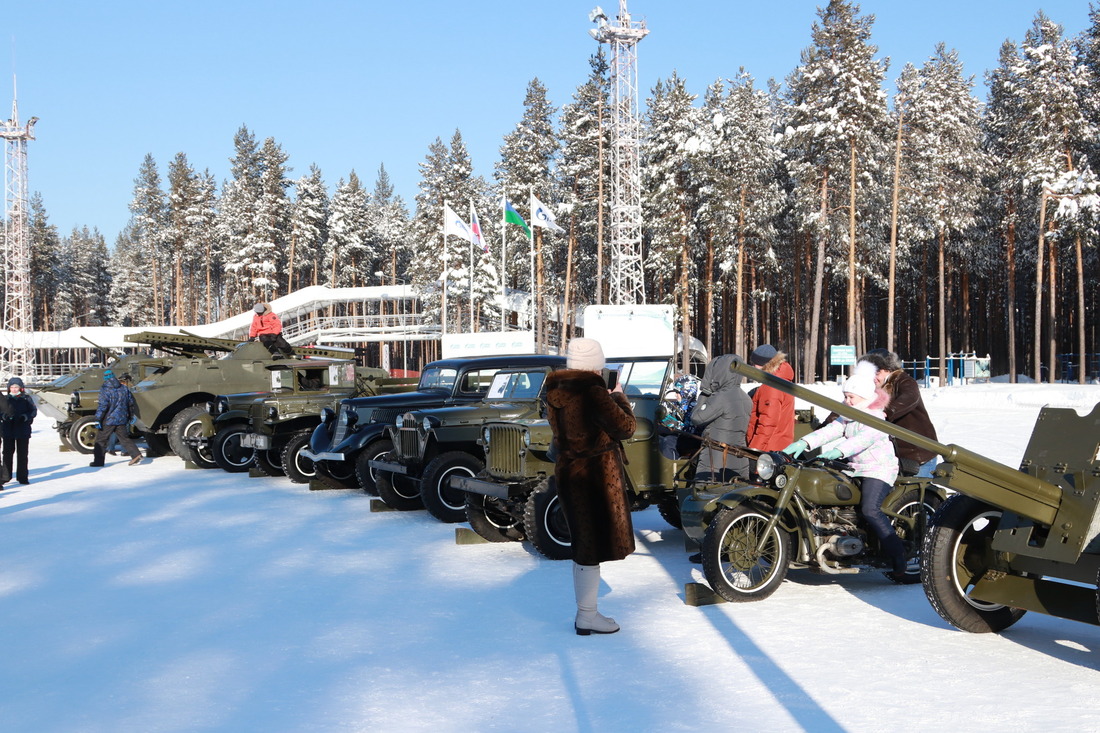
469,202,475,332
441,199,449,338
528,186,535,349
500,193,506,332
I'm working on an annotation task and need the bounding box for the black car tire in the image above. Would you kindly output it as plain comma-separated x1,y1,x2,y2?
375,467,423,511
657,495,683,529
253,448,286,477
354,439,395,496
211,424,254,473
167,404,208,458
68,415,100,454
420,451,483,523
282,431,316,484
465,493,525,543
523,477,572,560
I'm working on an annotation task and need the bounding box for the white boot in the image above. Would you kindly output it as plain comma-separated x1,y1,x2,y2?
573,562,620,635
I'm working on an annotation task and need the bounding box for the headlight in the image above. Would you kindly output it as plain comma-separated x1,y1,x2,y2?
215,397,229,415
523,430,531,447
482,427,491,446
205,400,215,413
320,407,336,424
396,414,404,428
267,406,278,421
346,409,359,427
756,453,777,481
70,394,81,409
774,473,788,489
422,417,432,433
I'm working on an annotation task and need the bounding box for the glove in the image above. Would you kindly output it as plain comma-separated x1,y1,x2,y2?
782,440,807,458
821,448,844,461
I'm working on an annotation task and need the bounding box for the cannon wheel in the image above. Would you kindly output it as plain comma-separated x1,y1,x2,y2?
420,451,483,523
523,477,572,560
68,415,100,454
702,503,792,603
883,489,943,584
465,492,525,543
281,431,316,484
211,424,254,473
921,494,1027,633
354,439,395,496
375,468,422,511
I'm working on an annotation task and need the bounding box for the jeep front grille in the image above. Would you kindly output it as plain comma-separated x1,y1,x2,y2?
395,427,421,460
486,424,527,477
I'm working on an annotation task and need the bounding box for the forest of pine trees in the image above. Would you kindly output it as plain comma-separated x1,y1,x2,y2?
13,2,1100,383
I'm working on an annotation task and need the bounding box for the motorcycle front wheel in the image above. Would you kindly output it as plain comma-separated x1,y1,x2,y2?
702,504,791,602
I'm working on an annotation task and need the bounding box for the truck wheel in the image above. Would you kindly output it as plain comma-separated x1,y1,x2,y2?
702,504,791,602
212,424,254,473
142,432,172,457
883,489,942,584
420,451,483,523
376,468,423,511
657,495,683,529
68,415,100,454
523,478,572,560
921,494,1027,633
465,493,524,542
253,449,285,477
167,404,208,458
354,439,395,496
282,431,316,484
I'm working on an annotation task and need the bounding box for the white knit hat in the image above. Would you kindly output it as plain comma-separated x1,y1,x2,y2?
566,338,606,372
843,373,877,401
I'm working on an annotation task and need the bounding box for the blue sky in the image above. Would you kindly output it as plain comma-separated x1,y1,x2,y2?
5,1,1091,249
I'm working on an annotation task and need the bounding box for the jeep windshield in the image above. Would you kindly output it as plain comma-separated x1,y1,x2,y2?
417,366,499,395
486,370,548,401
607,360,669,396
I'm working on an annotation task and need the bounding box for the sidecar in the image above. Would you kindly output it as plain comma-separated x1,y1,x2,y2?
682,451,947,602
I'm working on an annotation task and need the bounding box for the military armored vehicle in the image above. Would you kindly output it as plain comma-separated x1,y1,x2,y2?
704,359,1100,634
33,332,241,453
179,359,400,474
369,355,568,521
303,355,557,491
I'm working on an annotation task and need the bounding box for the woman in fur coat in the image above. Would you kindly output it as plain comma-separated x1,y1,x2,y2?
544,338,637,635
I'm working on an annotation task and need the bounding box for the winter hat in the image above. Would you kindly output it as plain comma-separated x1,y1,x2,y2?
843,373,877,402
749,344,778,366
103,369,114,379
566,338,606,372
852,359,880,380
7,377,24,389
254,303,266,314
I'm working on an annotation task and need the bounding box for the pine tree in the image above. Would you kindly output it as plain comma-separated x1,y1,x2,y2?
128,153,168,324
28,193,62,330
109,224,154,327
288,164,329,291
326,171,369,295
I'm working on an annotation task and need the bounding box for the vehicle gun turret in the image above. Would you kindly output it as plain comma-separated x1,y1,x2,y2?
729,359,1100,633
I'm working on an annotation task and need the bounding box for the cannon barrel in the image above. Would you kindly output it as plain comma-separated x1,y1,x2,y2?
79,335,121,361
729,360,1063,526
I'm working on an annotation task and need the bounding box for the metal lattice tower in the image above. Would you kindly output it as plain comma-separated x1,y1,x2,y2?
1,79,38,379
590,1,648,305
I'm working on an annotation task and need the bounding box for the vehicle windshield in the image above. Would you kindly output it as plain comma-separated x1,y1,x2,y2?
486,370,547,400
607,360,669,396
418,367,458,391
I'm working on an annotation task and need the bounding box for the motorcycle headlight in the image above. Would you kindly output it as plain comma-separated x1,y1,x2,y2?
482,426,491,446
422,416,433,433
267,406,278,421
320,407,336,424
756,453,777,481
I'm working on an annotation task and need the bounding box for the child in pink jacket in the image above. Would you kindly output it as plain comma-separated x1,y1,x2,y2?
783,371,908,581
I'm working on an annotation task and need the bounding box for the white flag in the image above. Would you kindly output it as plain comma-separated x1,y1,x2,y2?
530,194,566,234
443,203,473,242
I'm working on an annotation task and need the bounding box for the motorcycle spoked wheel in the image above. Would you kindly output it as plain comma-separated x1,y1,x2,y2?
702,503,792,602
921,494,1027,633
465,493,525,543
884,489,944,584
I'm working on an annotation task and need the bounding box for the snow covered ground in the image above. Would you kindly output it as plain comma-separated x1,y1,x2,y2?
2,382,1100,732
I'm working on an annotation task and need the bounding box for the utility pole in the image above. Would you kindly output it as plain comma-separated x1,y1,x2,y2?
589,1,648,305
1,77,38,379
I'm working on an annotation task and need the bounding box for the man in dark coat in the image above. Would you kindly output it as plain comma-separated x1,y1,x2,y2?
90,370,144,467
859,349,939,477
0,377,37,485
545,337,636,636
690,354,752,482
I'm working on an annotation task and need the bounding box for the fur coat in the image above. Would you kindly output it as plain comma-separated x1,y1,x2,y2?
544,369,637,565
880,370,938,469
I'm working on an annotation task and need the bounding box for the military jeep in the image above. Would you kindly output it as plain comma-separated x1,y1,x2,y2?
180,360,397,475
305,355,559,493
456,353,709,558
369,355,568,522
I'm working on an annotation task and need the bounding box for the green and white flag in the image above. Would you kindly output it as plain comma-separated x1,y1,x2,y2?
504,199,531,237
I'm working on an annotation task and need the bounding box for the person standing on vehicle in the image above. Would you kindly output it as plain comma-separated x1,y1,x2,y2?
690,354,752,482
249,302,295,359
544,337,637,636
0,377,37,486
783,373,909,581
745,344,796,452
857,349,938,477
90,369,143,467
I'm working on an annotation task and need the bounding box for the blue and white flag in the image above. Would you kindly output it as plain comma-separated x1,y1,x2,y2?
443,203,473,242
529,193,566,234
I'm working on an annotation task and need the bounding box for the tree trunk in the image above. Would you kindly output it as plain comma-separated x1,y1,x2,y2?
1006,195,1017,383
1076,232,1085,384
735,184,747,360
847,140,858,345
807,173,829,384
705,231,714,356
887,104,904,354
1034,189,1047,383
938,223,947,387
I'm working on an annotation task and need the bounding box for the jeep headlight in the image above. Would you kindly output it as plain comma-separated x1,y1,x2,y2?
523,430,531,447
267,406,278,421
482,427,491,446
320,407,336,424
756,453,777,481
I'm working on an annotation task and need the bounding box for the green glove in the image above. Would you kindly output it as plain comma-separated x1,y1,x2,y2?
821,447,844,461
782,440,807,458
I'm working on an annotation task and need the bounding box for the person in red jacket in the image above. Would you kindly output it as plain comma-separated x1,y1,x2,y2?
745,344,795,452
249,302,295,358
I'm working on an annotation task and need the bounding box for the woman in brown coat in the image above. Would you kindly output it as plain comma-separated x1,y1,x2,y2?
545,338,637,635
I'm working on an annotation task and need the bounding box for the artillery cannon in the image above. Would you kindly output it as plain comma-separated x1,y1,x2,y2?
729,359,1100,633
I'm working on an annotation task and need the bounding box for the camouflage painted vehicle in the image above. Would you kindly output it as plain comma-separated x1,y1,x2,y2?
119,332,359,457
305,355,555,493
33,332,241,454
178,360,400,476
456,353,709,557
369,355,568,522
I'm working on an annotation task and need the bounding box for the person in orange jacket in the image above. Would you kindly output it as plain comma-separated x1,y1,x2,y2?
745,344,795,452
249,302,295,358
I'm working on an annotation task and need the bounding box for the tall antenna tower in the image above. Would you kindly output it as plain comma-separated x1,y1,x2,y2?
589,1,648,305
1,77,38,379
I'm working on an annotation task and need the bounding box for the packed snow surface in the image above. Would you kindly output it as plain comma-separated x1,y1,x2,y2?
2,381,1099,732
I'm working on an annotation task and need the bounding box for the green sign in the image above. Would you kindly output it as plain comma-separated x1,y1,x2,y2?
830,345,857,366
